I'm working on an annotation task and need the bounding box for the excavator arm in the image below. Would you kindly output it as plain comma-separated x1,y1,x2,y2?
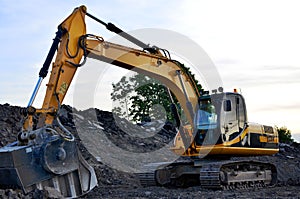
84,36,203,153
25,6,87,128
24,5,201,151
84,38,200,147
84,38,199,122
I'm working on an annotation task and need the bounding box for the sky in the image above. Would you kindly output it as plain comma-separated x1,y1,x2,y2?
0,0,300,142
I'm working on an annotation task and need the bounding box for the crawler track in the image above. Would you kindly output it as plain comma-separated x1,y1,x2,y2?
138,163,166,186
138,159,277,190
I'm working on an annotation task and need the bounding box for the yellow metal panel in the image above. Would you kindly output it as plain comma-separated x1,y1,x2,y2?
259,136,268,143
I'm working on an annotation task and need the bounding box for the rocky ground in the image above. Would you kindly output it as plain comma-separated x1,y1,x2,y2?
0,103,300,199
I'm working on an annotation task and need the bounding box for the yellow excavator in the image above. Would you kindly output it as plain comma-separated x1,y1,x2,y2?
0,5,279,198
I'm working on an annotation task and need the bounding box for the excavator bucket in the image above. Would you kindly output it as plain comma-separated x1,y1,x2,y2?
0,128,97,198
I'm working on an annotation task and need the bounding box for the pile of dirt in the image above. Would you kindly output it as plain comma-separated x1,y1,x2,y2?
0,104,300,198
0,103,23,147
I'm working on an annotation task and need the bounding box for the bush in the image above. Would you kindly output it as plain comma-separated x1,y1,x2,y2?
276,126,294,143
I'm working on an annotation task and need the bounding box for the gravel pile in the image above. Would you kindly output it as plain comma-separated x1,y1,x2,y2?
0,104,299,198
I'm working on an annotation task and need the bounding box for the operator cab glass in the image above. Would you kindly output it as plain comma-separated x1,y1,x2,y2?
196,97,217,130
195,92,247,145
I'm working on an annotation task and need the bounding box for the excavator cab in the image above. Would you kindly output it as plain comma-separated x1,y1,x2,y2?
194,92,248,145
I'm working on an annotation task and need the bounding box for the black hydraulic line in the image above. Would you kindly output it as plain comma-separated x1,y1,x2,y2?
39,27,64,78
86,12,157,54
85,12,107,26
28,27,64,107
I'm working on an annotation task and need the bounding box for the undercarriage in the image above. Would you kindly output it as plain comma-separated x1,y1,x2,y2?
138,158,277,190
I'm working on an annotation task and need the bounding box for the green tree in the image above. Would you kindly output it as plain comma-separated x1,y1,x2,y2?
111,73,173,122
129,79,172,122
276,126,294,143
111,64,204,123
111,76,136,119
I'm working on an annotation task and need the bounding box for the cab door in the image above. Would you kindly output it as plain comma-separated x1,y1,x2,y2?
220,93,246,141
